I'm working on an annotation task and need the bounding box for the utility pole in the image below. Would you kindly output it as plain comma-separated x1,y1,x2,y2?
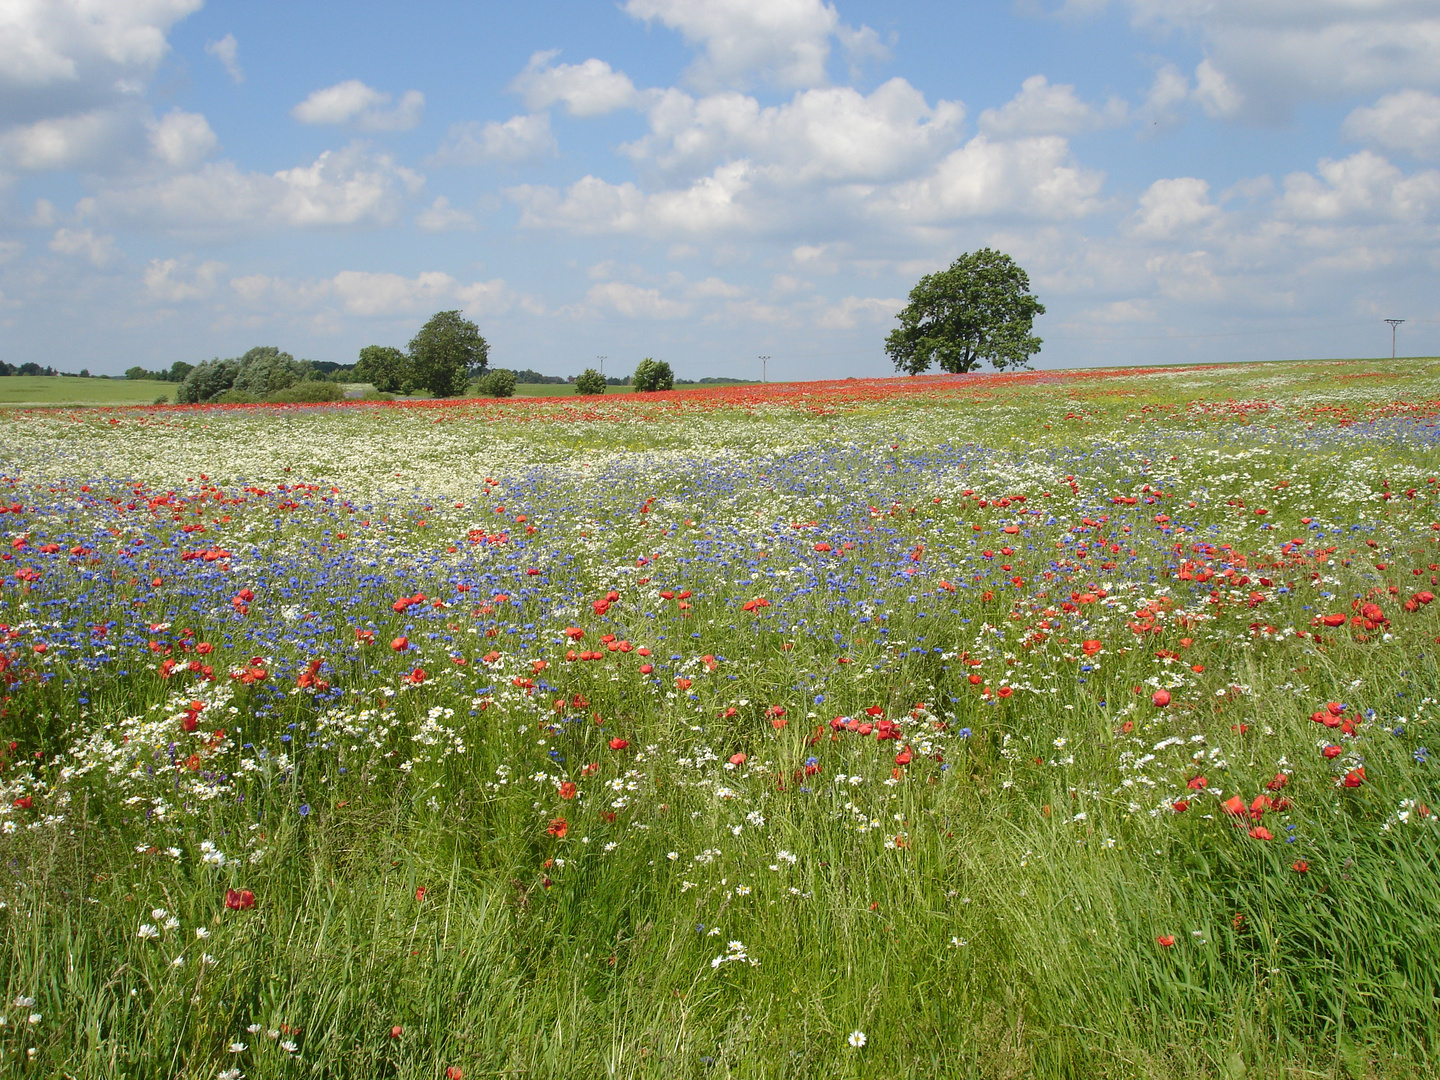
1384,320,1404,359
596,355,606,378
758,355,770,384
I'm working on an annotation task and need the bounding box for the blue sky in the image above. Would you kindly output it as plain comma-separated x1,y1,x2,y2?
2,0,1438,380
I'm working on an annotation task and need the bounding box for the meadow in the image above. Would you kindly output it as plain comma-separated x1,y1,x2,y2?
1,357,1438,1079
0,377,176,408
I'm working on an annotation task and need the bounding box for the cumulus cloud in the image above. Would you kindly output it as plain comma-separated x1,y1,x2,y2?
510,162,753,236
416,196,477,232
146,108,217,170
625,78,964,185
622,0,884,90
1126,0,1440,121
510,52,644,116
205,33,243,83
1137,64,1189,132
143,257,225,301
873,135,1106,222
48,227,118,267
815,294,903,329
1343,90,1440,161
291,80,424,131
978,75,1125,137
1278,150,1440,222
88,144,424,239
1126,177,1219,238
429,114,557,166
0,0,200,95
229,269,521,319
0,107,130,171
583,281,690,319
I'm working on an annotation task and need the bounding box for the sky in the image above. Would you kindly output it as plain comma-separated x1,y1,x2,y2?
1,0,1438,382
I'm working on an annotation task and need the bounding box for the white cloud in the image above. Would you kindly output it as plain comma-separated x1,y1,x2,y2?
146,108,216,169
584,281,690,319
625,79,964,185
1279,150,1440,222
687,276,745,298
510,163,753,236
416,196,477,233
143,257,225,301
429,114,557,166
205,33,243,83
1127,177,1219,238
622,0,883,90
978,75,1124,137
0,107,129,171
230,269,520,319
48,227,117,267
291,80,424,131
1126,1,1440,121
815,294,903,329
0,0,200,91
89,144,424,238
510,52,643,117
1343,90,1440,161
1137,64,1189,131
874,135,1106,222
0,240,24,264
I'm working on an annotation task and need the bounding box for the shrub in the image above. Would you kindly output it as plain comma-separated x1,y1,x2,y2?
211,389,259,404
632,357,674,392
574,368,607,395
360,389,395,402
475,369,517,398
266,380,343,403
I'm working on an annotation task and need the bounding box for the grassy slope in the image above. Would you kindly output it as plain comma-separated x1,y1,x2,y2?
0,376,175,405
0,358,1437,1079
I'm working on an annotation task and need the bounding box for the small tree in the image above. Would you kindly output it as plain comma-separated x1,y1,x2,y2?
176,358,239,403
409,310,488,398
886,248,1045,375
354,345,411,394
125,366,147,380
574,368,607,395
231,346,308,397
631,357,674,392
476,369,517,398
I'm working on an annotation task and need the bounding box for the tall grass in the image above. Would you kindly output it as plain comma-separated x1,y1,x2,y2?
1,359,1438,1077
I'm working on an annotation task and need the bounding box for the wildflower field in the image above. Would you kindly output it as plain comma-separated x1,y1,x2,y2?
3,357,1440,1079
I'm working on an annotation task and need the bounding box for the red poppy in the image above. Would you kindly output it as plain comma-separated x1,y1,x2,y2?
1248,825,1273,840
1151,689,1171,708
415,887,427,902
894,746,912,766
390,636,408,651
407,667,426,684
546,818,568,838
997,686,1013,698
225,888,256,910
728,753,747,766
1343,767,1365,788
1081,639,1103,656
1291,860,1309,873
1186,776,1208,790
1156,935,1175,948
1172,799,1190,813
11,795,31,809
446,1069,465,1080
1221,795,1246,817
390,1025,403,1038
1266,773,1289,791
608,737,629,751
558,782,577,799
1322,745,1342,759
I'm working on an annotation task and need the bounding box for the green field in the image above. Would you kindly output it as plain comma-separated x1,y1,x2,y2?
0,375,176,406
1,359,1438,1078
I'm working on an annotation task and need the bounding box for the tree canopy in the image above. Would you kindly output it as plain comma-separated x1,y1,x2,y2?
631,357,674,392
574,368,606,395
885,249,1045,375
408,311,487,398
355,345,411,394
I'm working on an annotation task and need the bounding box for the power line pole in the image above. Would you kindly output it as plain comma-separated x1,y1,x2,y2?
1384,320,1404,359
758,355,770,384
596,355,606,378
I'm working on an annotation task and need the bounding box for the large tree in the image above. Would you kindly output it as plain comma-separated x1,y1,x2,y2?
408,311,488,398
631,357,674,392
886,249,1045,375
354,345,412,394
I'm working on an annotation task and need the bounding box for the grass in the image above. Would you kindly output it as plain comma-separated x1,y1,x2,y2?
0,357,1438,1078
0,376,175,405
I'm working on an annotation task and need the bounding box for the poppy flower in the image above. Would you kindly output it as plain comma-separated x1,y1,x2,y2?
1081,639,1103,656
1221,795,1246,817
390,636,408,651
608,737,629,751
1291,860,1309,873
1322,745,1342,759
446,1069,465,1080
1156,935,1175,948
390,1025,403,1039
1248,825,1273,840
1186,776,1208,790
546,818,568,838
1343,767,1365,788
894,746,912,766
1151,689,1171,708
1172,799,1190,813
728,753,747,766
558,782,577,799
225,888,256,910
1266,773,1289,791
